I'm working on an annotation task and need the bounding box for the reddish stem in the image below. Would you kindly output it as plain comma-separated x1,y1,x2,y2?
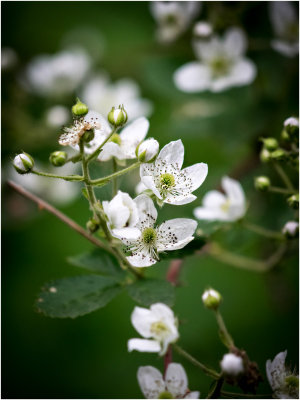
166,259,183,286
164,345,173,378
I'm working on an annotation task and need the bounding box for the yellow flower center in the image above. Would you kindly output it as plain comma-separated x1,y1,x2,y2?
159,391,174,399
220,199,231,213
210,57,230,77
150,321,169,337
142,227,157,245
160,173,175,190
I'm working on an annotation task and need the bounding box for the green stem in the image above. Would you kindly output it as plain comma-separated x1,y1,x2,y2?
269,186,296,195
91,162,140,186
242,221,284,240
66,154,82,164
112,158,118,196
86,127,116,163
173,344,220,379
207,378,224,399
31,170,83,182
273,161,294,190
221,390,272,398
214,309,235,349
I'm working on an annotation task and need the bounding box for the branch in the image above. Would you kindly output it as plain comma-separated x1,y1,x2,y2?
166,259,184,286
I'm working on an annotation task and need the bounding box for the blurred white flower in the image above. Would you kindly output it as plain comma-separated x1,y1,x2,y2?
193,21,213,38
46,105,70,128
282,221,299,238
150,1,201,43
128,302,179,355
119,194,197,267
140,139,208,205
138,363,200,399
174,27,256,92
284,116,299,129
23,49,91,97
220,353,244,376
269,2,299,57
81,73,153,121
194,176,246,222
1,47,18,70
266,350,299,399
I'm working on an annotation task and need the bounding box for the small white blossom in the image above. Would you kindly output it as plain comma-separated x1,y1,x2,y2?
193,21,213,38
103,191,140,240
194,176,246,222
128,303,179,355
46,105,69,128
140,140,208,205
269,2,299,58
137,138,159,162
282,221,299,238
138,363,200,399
221,353,244,376
284,117,299,129
150,2,201,43
119,194,197,267
266,350,299,399
174,27,256,92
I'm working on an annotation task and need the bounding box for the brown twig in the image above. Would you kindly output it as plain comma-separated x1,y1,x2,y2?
163,345,173,378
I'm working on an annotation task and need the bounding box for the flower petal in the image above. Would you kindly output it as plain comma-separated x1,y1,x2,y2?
131,306,159,338
165,194,197,205
185,391,200,399
128,338,161,353
202,190,227,208
266,350,287,391
222,176,246,208
150,303,176,321
165,363,188,398
193,206,228,221
174,61,211,93
157,218,197,248
111,227,141,241
223,28,247,59
134,194,158,226
120,116,149,143
156,140,185,170
137,366,165,399
180,162,208,192
127,253,157,268
269,1,297,38
140,175,162,199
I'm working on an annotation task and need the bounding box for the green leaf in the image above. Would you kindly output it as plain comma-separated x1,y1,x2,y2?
127,279,175,307
159,236,206,261
35,275,122,318
67,248,126,278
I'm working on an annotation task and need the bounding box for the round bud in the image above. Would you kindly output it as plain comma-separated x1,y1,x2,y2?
262,137,278,151
193,21,213,38
108,105,128,127
282,221,299,238
82,129,95,143
220,353,244,376
284,117,299,138
136,138,159,163
254,176,270,192
260,148,272,163
287,194,299,210
202,288,222,310
270,148,286,161
72,98,89,117
86,219,99,233
13,152,34,174
49,151,68,167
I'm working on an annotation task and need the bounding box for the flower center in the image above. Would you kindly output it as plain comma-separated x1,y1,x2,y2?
285,375,299,388
142,227,157,245
220,199,231,213
160,173,175,190
109,133,122,145
159,391,174,399
210,57,230,77
150,321,169,337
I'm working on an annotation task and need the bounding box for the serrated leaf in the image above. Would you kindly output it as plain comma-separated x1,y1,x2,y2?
67,248,126,278
159,236,206,261
127,279,175,307
36,275,122,318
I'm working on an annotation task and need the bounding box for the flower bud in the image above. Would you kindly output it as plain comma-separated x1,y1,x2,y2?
287,194,299,209
136,138,159,163
254,176,270,192
281,128,290,142
270,148,286,161
107,105,128,127
72,98,89,117
284,117,299,138
260,148,272,163
282,221,299,238
86,219,99,233
202,288,222,310
220,353,244,376
13,152,34,174
49,151,68,167
262,137,278,151
193,21,213,38
82,129,95,143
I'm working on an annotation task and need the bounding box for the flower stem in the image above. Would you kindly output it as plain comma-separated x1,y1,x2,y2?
163,345,172,379
207,377,224,399
31,170,83,182
214,309,235,349
268,186,296,195
86,127,116,163
242,221,284,240
272,161,294,190
90,162,141,186
173,344,220,379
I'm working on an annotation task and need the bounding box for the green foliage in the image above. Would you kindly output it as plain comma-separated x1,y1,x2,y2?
35,275,123,318
127,279,175,307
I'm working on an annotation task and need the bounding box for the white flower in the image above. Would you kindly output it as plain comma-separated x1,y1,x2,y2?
193,21,213,38
284,117,299,129
269,2,299,57
282,221,299,238
221,353,244,376
81,73,153,121
266,350,299,399
194,176,246,222
138,363,200,399
174,27,256,92
46,105,69,128
119,194,197,267
23,49,91,97
140,140,208,205
150,2,201,43
103,191,140,240
137,138,159,162
128,303,179,355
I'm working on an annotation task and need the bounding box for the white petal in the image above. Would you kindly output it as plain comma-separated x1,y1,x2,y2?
185,391,200,399
150,303,176,322
98,142,125,161
165,363,188,398
222,176,246,208
111,227,141,241
131,306,158,338
165,194,197,205
157,218,197,251
266,350,287,391
193,206,228,221
156,140,185,170
135,181,148,195
224,28,247,58
140,175,162,199
120,116,149,143
228,58,257,86
269,2,297,38
271,39,299,57
137,366,165,399
181,162,208,192
134,194,158,226
127,253,157,268
128,338,161,353
174,61,211,93
202,190,227,208
106,193,131,229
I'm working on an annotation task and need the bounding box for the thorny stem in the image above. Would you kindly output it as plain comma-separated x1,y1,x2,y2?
214,309,235,349
91,161,141,186
242,221,284,240
86,127,117,162
31,170,83,181
173,344,220,380
272,161,295,191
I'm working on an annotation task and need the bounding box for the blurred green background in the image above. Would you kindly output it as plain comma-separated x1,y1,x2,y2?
2,1,298,399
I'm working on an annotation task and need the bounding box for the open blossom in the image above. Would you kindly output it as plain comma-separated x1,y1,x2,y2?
174,27,256,92
103,191,139,239
269,2,299,57
138,363,200,399
128,303,179,356
266,350,299,399
194,176,246,222
119,194,197,267
140,140,208,205
150,2,201,43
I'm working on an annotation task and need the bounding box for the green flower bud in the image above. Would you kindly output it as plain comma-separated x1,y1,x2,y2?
13,152,34,174
72,98,88,117
108,105,128,127
49,151,68,167
287,194,299,209
262,137,278,151
86,219,99,233
82,129,95,143
202,288,222,310
254,176,270,192
260,148,272,163
270,148,287,161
